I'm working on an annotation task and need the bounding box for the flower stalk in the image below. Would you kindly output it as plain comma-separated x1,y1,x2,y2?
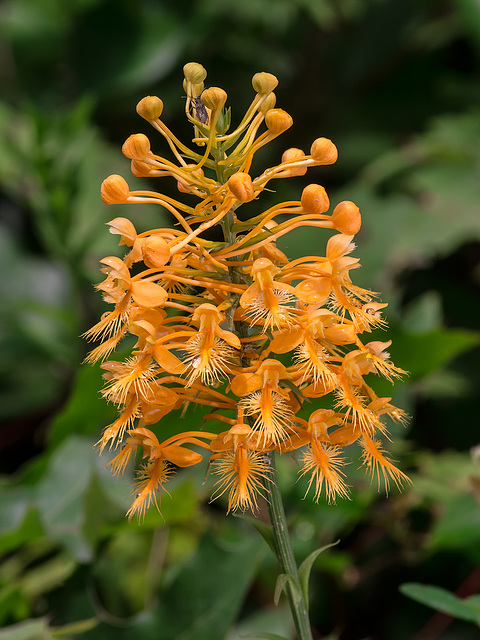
265,452,313,640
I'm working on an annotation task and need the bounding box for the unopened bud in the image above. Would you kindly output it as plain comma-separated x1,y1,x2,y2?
258,93,277,114
142,235,170,268
227,172,255,202
332,201,361,235
101,175,130,204
131,160,153,177
310,138,338,164
301,184,330,214
252,72,278,94
265,108,293,135
183,62,207,84
122,134,151,160
136,96,163,121
280,148,307,176
183,79,205,96
201,87,227,112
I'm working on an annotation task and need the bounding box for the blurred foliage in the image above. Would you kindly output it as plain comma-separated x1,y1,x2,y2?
0,0,479,638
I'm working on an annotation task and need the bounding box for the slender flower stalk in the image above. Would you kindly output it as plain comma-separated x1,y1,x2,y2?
86,63,409,638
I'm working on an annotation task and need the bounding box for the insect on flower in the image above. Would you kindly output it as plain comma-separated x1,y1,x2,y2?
190,95,209,124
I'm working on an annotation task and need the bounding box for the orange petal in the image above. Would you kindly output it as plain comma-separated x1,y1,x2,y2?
153,345,185,374
269,327,303,354
131,281,168,307
295,277,331,305
162,445,203,467
323,324,357,344
230,372,263,397
215,326,241,349
239,283,261,308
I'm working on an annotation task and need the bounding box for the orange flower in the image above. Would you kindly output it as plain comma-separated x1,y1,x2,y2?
87,62,409,518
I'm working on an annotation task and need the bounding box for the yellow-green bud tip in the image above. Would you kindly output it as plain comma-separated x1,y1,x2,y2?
252,72,278,94
136,96,164,121
183,62,207,84
201,87,227,112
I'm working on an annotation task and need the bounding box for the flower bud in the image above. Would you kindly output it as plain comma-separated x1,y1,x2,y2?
136,96,163,121
279,148,307,176
183,79,205,96
183,62,207,84
122,134,151,160
252,72,278,94
142,235,170,268
310,137,338,164
332,201,361,235
201,87,227,112
300,184,330,214
101,175,130,204
282,148,304,163
131,160,153,177
227,172,255,202
258,92,277,113
265,108,293,134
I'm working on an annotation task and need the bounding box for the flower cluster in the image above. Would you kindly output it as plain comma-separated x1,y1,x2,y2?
86,63,409,518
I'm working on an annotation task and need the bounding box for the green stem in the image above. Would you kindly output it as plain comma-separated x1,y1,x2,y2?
265,452,313,640
211,129,312,639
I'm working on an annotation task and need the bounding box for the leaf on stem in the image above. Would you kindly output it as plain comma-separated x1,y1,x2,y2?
234,513,277,557
298,540,340,611
274,572,302,607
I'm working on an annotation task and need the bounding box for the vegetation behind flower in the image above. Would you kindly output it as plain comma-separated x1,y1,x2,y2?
87,63,409,520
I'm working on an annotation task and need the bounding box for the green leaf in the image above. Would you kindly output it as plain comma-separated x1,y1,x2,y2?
243,634,291,640
21,552,76,600
274,573,301,607
34,435,130,561
0,502,43,555
133,531,265,640
400,583,480,625
388,328,480,380
48,365,117,448
226,604,293,640
297,540,340,610
233,513,277,558
428,493,480,556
